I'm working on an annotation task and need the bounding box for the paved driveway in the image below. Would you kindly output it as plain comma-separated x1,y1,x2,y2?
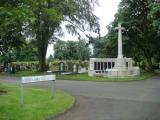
1,76,160,120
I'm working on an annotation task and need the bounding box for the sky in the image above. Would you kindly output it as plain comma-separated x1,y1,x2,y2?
46,0,121,58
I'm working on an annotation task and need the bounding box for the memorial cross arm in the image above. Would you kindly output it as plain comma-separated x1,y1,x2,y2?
115,23,125,30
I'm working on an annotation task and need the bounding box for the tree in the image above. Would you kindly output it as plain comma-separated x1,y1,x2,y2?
0,0,35,53
149,1,160,63
0,0,31,67
54,39,90,60
0,41,38,69
0,1,19,53
76,39,91,60
120,0,160,70
92,36,118,58
26,0,100,71
13,42,38,61
103,0,160,70
54,40,67,60
0,0,100,72
92,0,160,70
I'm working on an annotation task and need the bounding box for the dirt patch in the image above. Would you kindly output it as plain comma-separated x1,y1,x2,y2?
0,89,7,95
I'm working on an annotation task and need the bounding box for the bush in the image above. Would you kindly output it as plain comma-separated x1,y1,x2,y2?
49,60,89,72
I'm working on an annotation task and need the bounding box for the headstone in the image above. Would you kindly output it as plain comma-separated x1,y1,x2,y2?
7,63,11,73
10,64,15,74
73,64,78,73
59,62,64,71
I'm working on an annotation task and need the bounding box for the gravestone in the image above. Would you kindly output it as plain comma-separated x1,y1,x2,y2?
7,63,11,73
73,64,78,73
59,62,65,71
10,64,15,74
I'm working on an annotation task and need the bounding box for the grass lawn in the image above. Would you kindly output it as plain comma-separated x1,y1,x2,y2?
57,72,157,82
0,70,158,82
0,71,48,77
0,83,75,120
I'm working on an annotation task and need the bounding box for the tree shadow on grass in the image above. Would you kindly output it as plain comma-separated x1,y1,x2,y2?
0,89,7,95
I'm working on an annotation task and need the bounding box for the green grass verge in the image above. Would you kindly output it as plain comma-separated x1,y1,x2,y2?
14,70,48,77
0,71,48,77
0,83,75,120
57,72,157,82
0,70,157,82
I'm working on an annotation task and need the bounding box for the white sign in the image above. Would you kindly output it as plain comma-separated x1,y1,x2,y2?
21,75,56,83
20,75,56,104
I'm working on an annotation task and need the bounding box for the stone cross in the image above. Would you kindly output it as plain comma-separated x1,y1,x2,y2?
115,23,125,59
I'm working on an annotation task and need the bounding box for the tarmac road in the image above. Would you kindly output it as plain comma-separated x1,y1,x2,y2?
1,76,160,120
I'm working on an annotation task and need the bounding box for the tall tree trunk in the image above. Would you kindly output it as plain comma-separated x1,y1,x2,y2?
143,49,154,71
35,15,50,72
146,57,154,71
38,44,48,72
37,32,49,72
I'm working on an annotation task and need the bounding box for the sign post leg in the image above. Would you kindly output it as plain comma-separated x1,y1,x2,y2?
117,70,118,80
20,75,56,104
20,83,24,105
51,80,55,99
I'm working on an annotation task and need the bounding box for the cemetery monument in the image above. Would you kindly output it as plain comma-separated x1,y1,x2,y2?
88,22,140,77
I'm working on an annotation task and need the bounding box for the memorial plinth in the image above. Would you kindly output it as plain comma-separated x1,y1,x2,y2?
88,22,140,77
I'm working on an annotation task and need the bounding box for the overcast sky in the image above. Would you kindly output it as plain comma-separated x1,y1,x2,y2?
46,0,121,58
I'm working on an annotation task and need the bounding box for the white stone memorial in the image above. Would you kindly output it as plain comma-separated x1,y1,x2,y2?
114,23,126,69
60,62,64,71
73,64,77,73
88,22,140,77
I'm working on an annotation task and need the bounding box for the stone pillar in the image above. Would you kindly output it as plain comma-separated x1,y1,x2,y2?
89,59,94,71
116,23,125,59
115,22,126,70
111,62,113,69
88,58,95,76
99,62,101,71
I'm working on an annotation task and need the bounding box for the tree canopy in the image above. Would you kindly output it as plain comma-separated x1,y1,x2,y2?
93,0,160,70
0,0,27,55
0,0,100,71
54,39,91,60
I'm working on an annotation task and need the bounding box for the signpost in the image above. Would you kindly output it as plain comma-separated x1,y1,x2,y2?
20,75,56,104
